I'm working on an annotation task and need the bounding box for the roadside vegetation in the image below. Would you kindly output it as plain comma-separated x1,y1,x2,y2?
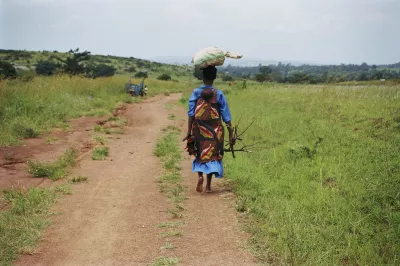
0,75,194,146
153,124,185,264
215,82,400,265
27,148,78,180
0,185,71,265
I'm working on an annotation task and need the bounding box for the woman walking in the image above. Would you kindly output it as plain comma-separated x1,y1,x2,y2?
186,66,234,193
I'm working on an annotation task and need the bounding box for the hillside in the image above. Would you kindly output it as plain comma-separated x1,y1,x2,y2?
0,49,192,77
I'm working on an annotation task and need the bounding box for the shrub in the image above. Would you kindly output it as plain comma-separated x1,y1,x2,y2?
0,61,17,79
35,60,59,75
135,71,148,78
222,75,234,82
157,73,172,81
87,64,116,78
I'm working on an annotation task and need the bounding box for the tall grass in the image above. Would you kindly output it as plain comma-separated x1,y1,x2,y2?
0,75,194,147
219,83,400,265
0,186,70,265
27,148,78,180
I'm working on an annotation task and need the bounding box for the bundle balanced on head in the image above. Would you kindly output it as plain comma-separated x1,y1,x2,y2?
186,66,235,193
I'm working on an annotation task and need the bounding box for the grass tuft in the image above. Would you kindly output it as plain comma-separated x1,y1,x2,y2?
151,256,180,266
93,135,107,145
27,148,78,180
0,186,66,265
158,222,184,228
161,242,175,250
92,147,109,160
69,176,88,183
160,230,183,238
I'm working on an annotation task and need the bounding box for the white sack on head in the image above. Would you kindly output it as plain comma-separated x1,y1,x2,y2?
192,47,243,69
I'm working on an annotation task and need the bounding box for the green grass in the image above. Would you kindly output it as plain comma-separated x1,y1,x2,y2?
154,133,180,158
92,147,109,160
167,114,176,120
45,136,57,145
161,125,180,133
160,230,183,238
150,256,180,266
212,82,400,265
158,222,184,228
0,75,194,147
154,128,186,219
0,187,64,265
93,135,107,145
27,148,78,180
69,176,88,183
161,242,175,250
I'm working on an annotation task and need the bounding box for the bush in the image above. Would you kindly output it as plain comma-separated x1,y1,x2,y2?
222,75,234,82
255,73,267,83
157,73,172,81
126,66,136,73
35,60,59,76
0,61,17,79
87,64,116,78
135,71,148,78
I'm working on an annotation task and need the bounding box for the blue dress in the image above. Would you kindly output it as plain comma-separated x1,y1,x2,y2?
188,85,232,178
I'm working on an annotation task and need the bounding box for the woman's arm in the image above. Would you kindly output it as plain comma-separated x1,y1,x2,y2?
187,116,194,136
217,90,235,145
186,89,198,137
225,120,235,145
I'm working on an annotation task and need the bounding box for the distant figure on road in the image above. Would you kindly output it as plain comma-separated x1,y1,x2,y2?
186,66,235,193
144,85,148,96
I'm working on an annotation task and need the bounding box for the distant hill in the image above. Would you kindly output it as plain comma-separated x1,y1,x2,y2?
149,55,400,68
0,49,192,76
149,56,327,67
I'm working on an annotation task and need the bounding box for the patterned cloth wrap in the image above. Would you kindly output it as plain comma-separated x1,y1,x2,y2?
191,87,224,163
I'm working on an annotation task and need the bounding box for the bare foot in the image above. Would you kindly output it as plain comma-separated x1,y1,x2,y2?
196,177,204,192
205,186,212,193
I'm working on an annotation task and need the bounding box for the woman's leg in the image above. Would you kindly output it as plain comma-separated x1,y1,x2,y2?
205,174,213,193
196,172,204,192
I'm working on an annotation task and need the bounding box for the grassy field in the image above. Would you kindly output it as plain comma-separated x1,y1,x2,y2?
1,73,399,265
213,82,400,265
0,75,195,146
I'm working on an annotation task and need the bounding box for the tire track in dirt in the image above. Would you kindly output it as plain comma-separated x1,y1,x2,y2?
15,94,256,266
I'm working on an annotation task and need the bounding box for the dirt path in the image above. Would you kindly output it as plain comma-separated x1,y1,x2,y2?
15,94,256,266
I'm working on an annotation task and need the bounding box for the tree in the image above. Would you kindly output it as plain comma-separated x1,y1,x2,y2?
287,72,310,83
269,72,283,83
54,48,91,75
255,73,267,83
86,64,116,78
35,60,59,75
0,61,17,79
157,73,172,81
222,75,234,82
135,71,148,78
126,66,136,73
259,65,272,75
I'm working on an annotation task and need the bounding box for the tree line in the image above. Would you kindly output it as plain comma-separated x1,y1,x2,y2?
217,62,400,84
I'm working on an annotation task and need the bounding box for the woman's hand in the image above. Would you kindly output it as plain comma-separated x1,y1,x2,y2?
229,136,236,146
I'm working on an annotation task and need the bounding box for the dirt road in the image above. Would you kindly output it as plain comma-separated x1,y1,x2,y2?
15,94,256,266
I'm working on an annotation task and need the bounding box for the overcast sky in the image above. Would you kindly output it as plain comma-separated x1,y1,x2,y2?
1,0,399,64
